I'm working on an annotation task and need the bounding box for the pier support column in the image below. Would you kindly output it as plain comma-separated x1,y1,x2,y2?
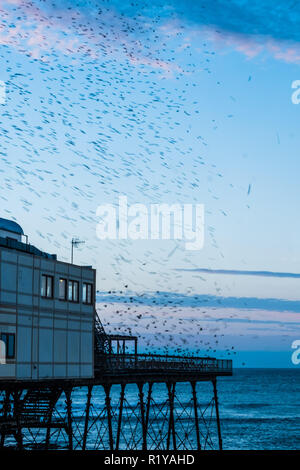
138,383,147,450
145,382,152,439
82,385,93,450
104,384,114,450
115,384,125,450
65,389,73,450
167,382,176,450
191,381,201,450
212,379,222,450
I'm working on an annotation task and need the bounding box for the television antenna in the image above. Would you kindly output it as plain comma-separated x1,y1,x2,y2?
71,237,85,264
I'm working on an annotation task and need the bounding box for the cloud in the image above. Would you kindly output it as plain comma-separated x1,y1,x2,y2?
96,291,300,312
174,0,300,43
175,268,300,279
0,0,180,74
2,0,300,67
109,0,300,64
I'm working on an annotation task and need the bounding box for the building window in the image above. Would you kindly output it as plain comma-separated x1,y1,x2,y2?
59,278,67,300
68,280,79,302
41,275,53,298
83,283,93,304
1,333,15,359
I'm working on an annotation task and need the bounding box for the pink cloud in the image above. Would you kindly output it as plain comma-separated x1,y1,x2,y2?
205,27,300,63
2,1,300,70
161,19,300,64
0,1,180,74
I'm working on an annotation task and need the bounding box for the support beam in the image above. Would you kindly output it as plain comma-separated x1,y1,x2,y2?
167,382,176,451
82,385,93,450
145,382,152,435
104,384,114,450
65,389,73,450
115,384,125,450
212,379,222,451
138,383,147,450
191,381,201,451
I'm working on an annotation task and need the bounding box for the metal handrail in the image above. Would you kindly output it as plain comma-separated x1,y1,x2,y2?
95,353,232,374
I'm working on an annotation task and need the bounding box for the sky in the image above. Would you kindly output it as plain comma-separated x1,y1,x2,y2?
0,0,300,366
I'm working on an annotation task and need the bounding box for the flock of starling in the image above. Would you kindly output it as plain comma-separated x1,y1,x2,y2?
0,0,257,365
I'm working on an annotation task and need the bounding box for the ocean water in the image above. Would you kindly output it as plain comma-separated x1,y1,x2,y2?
218,369,300,450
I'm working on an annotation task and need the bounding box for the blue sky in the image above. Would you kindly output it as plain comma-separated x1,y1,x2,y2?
0,0,300,366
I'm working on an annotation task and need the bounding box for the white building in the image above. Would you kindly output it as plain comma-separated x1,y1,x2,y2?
0,218,95,380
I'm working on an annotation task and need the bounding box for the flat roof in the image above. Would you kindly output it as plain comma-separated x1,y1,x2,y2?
0,235,56,260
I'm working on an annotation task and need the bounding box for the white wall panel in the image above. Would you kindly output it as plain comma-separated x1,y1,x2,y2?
39,364,53,379
39,328,53,363
0,364,16,378
17,326,32,362
54,329,67,363
54,364,67,377
1,262,17,291
16,364,31,379
67,331,80,364
68,364,80,378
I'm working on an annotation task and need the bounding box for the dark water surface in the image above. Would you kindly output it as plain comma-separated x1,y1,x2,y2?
218,369,300,449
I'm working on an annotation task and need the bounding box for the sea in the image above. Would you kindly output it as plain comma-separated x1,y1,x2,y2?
217,368,300,450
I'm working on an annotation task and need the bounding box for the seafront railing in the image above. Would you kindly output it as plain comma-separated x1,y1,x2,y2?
95,353,232,375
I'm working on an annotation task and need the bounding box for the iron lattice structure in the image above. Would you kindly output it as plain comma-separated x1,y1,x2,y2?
0,312,232,450
0,379,226,450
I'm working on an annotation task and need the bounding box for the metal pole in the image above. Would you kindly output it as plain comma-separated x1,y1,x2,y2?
167,382,176,450
145,382,152,434
104,385,114,450
71,240,74,264
138,383,147,450
212,379,223,450
191,381,201,450
116,384,125,450
65,389,73,450
82,386,93,450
